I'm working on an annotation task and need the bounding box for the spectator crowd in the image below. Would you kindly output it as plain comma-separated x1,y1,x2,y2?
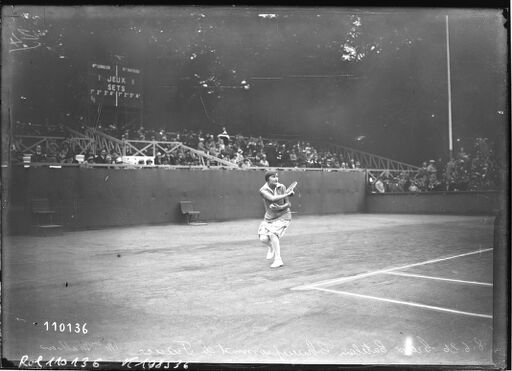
369,138,499,192
13,123,360,169
12,122,499,192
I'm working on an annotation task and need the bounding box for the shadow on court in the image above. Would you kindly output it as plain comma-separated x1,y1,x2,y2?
3,214,496,365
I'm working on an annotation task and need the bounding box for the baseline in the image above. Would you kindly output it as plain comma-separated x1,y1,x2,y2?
313,287,493,319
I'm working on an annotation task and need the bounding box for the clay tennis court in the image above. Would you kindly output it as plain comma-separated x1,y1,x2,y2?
3,213,497,366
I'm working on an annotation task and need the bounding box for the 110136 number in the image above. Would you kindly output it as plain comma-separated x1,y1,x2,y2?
43,322,88,334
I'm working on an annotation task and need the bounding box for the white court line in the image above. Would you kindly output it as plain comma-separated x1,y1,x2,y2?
291,248,493,291
314,287,493,319
382,271,493,287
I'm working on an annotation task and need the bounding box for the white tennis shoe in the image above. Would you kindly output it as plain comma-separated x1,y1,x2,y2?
266,247,274,260
270,258,284,268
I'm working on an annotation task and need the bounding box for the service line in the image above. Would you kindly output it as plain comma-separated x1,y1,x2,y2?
292,248,493,291
382,271,493,286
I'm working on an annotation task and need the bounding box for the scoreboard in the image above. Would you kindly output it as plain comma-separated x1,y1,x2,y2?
89,63,142,108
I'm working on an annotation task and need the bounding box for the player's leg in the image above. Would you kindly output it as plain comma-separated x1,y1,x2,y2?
259,234,274,259
269,234,283,268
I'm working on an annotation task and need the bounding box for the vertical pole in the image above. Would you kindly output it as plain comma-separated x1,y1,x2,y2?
446,15,454,160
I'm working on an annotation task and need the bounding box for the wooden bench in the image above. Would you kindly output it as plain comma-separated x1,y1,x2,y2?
32,198,56,225
180,201,201,225
32,198,63,236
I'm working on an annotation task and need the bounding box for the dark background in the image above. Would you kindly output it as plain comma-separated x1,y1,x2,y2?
3,6,509,165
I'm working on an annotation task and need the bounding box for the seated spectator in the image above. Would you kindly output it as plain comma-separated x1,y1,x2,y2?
408,181,420,192
454,159,470,190
240,158,252,169
56,144,70,163
46,144,58,163
456,146,469,161
234,148,244,165
289,148,298,167
216,137,226,153
387,177,402,192
426,160,441,191
445,158,457,191
217,126,230,144
197,138,206,152
415,162,429,190
154,152,164,165
72,154,83,164
257,153,269,167
94,148,109,164
31,144,47,162
426,160,437,174
224,143,235,158
168,152,177,165
111,152,121,164
397,172,411,191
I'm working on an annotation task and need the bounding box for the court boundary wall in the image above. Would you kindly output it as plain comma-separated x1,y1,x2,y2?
6,166,366,234
4,166,502,235
366,191,502,215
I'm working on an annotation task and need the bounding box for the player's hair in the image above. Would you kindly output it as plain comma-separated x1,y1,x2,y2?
265,170,278,181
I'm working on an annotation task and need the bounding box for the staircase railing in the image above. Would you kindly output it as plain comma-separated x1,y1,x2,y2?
66,128,95,154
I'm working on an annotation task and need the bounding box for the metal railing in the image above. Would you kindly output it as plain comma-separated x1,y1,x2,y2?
84,128,238,168
13,132,94,155
312,141,420,171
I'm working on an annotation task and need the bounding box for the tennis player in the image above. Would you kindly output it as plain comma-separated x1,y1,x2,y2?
258,170,295,268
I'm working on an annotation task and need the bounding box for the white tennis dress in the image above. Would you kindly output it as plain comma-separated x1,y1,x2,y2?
257,182,292,239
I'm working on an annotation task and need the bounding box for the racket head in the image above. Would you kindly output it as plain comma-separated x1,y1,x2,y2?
286,181,298,194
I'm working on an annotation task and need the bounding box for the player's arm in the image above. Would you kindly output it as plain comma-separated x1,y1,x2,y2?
269,185,291,210
260,188,293,202
270,198,291,210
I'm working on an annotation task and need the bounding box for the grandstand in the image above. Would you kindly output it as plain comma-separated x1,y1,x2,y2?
11,124,419,170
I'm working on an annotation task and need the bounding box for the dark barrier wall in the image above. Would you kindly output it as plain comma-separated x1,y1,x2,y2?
366,191,502,215
7,167,366,234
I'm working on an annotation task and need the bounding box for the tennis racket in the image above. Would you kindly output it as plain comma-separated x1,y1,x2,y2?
286,181,298,194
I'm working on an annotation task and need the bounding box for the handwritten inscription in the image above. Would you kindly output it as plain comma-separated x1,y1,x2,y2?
9,28,42,53
122,358,188,369
20,336,489,369
137,339,330,361
39,340,117,353
19,356,188,369
339,340,387,356
395,336,487,355
19,356,101,369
